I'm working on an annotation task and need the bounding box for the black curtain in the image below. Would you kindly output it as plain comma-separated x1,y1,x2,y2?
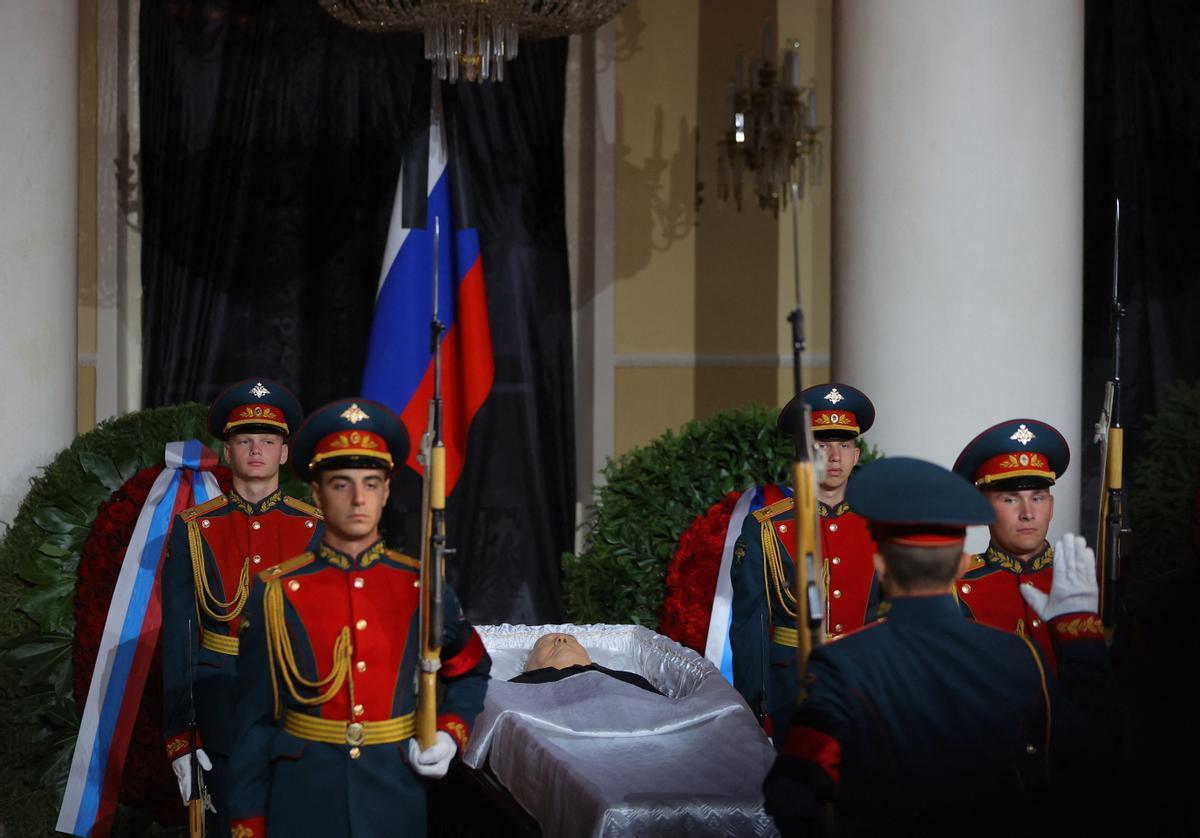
1083,2,1200,831
140,0,573,623
1082,0,1200,542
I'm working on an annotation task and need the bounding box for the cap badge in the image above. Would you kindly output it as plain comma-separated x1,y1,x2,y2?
250,381,271,399
824,388,844,405
341,403,370,424
1010,424,1035,446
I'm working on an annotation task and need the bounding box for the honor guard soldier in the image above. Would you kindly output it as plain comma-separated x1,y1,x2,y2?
161,379,323,834
952,419,1105,671
227,399,491,838
763,458,1112,836
729,383,879,743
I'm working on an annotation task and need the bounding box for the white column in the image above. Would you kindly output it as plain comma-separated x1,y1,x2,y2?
567,22,617,550
832,0,1084,549
0,2,78,529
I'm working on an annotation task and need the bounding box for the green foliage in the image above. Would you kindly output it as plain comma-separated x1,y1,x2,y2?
0,404,213,838
1129,379,1200,592
563,405,880,628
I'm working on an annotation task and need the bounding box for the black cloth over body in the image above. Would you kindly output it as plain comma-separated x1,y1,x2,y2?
509,663,665,696
139,1,574,623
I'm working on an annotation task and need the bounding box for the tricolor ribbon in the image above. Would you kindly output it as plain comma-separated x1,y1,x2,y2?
704,484,792,683
57,440,221,837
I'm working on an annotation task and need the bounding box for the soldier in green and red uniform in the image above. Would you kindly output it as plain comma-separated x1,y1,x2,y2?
161,379,324,836
952,418,1106,671
730,383,879,744
227,398,491,838
763,457,1113,836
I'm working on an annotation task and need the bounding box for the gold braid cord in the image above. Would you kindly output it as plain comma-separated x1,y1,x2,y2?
264,580,353,718
187,518,250,622
761,519,798,621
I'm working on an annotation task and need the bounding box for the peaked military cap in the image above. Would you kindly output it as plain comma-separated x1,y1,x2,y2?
778,383,875,440
208,378,303,440
952,418,1069,491
290,397,408,481
847,456,994,545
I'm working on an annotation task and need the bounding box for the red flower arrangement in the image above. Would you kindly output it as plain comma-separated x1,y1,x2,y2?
659,490,743,654
73,464,231,825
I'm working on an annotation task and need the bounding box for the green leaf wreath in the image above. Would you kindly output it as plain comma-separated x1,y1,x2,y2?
1128,379,1200,599
0,404,214,838
563,404,881,628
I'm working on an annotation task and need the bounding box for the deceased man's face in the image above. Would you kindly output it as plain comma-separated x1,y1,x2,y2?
525,633,592,671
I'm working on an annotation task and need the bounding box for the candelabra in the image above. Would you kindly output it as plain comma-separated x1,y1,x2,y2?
717,35,822,216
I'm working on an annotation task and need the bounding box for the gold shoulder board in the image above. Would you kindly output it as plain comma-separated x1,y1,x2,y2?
753,497,795,523
967,555,987,571
258,552,315,583
181,495,228,522
385,549,421,570
282,496,323,518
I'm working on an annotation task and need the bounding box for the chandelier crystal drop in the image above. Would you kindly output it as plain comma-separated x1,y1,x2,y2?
320,0,630,83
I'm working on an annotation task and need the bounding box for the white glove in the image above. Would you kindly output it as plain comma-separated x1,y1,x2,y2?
1020,533,1099,621
407,730,457,779
170,747,213,807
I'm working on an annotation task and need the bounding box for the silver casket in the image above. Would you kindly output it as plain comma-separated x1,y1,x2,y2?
465,623,780,838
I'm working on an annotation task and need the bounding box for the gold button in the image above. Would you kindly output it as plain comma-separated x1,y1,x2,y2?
356,661,366,672
353,578,365,589
831,556,841,565
252,554,262,564
834,624,844,634
413,580,419,588
251,521,261,531
779,524,788,533
354,704,364,717
201,520,211,528
1026,744,1037,755
306,520,314,529
1031,619,1041,628
288,580,300,592
833,589,842,598
828,523,839,533
356,619,367,631
349,746,361,759
961,584,972,594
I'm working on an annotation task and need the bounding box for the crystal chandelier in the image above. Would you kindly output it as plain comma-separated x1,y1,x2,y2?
319,0,630,83
717,35,823,216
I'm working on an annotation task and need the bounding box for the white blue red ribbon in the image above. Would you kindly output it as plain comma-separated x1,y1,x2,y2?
57,440,220,837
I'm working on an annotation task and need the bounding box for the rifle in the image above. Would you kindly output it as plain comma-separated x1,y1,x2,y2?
787,182,825,687
186,618,204,838
1093,198,1129,631
416,217,447,748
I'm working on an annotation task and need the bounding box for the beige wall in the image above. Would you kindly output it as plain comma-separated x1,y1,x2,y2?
78,0,98,433
612,0,833,454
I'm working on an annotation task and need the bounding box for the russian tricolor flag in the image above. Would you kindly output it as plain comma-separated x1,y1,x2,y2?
57,441,222,837
363,80,494,495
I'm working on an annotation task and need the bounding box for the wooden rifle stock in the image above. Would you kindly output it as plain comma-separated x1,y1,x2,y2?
416,216,446,749
189,799,204,838
1095,199,1127,631
417,444,446,748
791,452,823,681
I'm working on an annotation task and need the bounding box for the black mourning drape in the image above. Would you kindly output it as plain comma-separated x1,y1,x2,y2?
1083,2,1200,830
1082,0,1200,542
140,0,573,623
